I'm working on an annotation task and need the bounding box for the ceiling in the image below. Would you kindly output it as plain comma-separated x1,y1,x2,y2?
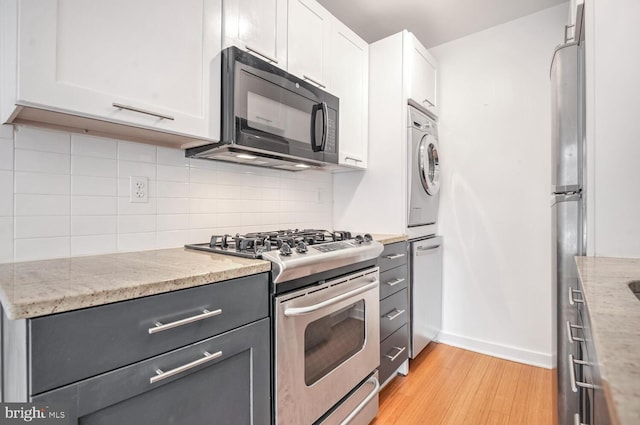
316,0,567,48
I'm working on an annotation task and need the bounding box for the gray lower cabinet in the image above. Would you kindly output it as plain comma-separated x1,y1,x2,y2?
3,273,271,425
378,241,410,385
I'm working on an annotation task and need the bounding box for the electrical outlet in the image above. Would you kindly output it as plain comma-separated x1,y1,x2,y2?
130,176,148,203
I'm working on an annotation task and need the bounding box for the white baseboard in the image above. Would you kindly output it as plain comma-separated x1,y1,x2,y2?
436,331,554,369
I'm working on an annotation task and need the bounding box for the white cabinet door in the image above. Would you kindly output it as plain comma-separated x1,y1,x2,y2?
17,0,220,139
330,21,368,169
287,0,331,90
222,0,287,68
407,34,438,115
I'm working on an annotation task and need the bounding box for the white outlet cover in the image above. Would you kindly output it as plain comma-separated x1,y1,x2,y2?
130,176,148,203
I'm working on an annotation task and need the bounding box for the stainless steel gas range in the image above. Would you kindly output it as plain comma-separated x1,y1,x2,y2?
186,229,383,425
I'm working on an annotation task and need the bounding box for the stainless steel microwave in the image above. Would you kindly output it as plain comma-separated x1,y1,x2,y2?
186,46,339,170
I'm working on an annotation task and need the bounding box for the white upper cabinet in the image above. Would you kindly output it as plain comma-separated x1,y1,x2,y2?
222,0,287,68
330,21,368,169
6,0,220,141
287,0,331,90
406,33,438,116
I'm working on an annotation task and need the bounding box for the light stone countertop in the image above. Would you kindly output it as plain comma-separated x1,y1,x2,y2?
370,234,408,245
0,248,271,320
575,256,640,425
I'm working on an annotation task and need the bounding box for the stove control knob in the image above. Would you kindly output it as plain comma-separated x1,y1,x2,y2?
363,233,373,243
280,242,292,256
296,241,308,253
354,235,364,244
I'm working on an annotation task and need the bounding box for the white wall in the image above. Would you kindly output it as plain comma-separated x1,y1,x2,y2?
0,125,333,263
430,4,567,367
587,0,640,257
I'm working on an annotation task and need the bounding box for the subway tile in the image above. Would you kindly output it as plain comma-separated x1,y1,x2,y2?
188,182,218,199
0,124,13,139
0,136,14,170
14,126,70,154
14,237,70,262
157,164,189,183
156,230,188,249
188,198,217,214
71,175,118,197
157,198,188,215
189,167,218,184
0,217,13,263
71,134,117,159
71,234,117,256
117,232,156,252
187,228,217,244
72,196,117,216
117,197,157,215
189,214,217,229
14,171,70,195
189,157,218,170
15,194,70,216
71,155,117,178
157,214,188,231
118,215,156,234
15,216,70,239
0,170,13,216
157,147,189,166
118,141,156,163
118,160,156,179
157,181,189,199
71,216,117,236
15,149,70,174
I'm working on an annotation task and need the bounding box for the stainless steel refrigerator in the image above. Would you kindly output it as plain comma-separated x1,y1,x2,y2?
550,39,586,425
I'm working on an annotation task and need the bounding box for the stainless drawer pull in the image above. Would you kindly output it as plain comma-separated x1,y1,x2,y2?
569,354,595,392
385,346,406,362
566,321,585,343
574,413,587,425
148,309,222,334
245,45,278,64
569,287,585,305
384,253,405,260
284,280,378,317
385,277,405,287
112,103,175,121
150,350,222,384
303,74,326,89
338,375,380,425
384,309,406,321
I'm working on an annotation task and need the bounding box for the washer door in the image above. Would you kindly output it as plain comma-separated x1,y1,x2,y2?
418,134,440,196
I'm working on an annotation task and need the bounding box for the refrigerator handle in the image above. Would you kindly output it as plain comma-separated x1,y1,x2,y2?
552,193,582,205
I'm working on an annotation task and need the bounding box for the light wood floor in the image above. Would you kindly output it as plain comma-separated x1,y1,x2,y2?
372,343,555,425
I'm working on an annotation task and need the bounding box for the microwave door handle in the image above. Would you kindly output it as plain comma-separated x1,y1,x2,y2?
321,101,328,151
310,103,322,152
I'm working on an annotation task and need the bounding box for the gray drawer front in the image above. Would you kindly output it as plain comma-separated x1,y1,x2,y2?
30,273,268,395
378,242,408,272
379,264,408,299
380,289,408,341
33,318,271,425
379,324,409,385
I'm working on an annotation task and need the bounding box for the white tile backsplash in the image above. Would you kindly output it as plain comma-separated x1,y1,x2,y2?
0,126,333,263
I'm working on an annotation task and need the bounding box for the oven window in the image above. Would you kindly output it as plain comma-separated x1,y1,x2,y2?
304,300,365,386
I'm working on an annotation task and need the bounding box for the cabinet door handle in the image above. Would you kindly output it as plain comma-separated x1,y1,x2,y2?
384,253,405,260
423,98,435,108
245,45,278,64
568,354,595,392
565,24,576,43
569,287,585,305
303,75,326,89
384,346,406,362
112,103,175,121
566,321,585,343
345,156,363,163
150,350,222,384
384,308,406,321
385,277,405,287
148,309,222,334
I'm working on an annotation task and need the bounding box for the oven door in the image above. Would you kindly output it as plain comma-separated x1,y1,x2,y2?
275,267,380,425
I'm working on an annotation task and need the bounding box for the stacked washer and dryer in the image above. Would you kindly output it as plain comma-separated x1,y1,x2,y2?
406,101,443,359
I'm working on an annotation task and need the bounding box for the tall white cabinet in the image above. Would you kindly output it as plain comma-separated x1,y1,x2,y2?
334,30,439,237
3,0,221,141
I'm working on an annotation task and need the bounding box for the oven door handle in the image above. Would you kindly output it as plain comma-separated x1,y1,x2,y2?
284,280,378,317
338,375,380,425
